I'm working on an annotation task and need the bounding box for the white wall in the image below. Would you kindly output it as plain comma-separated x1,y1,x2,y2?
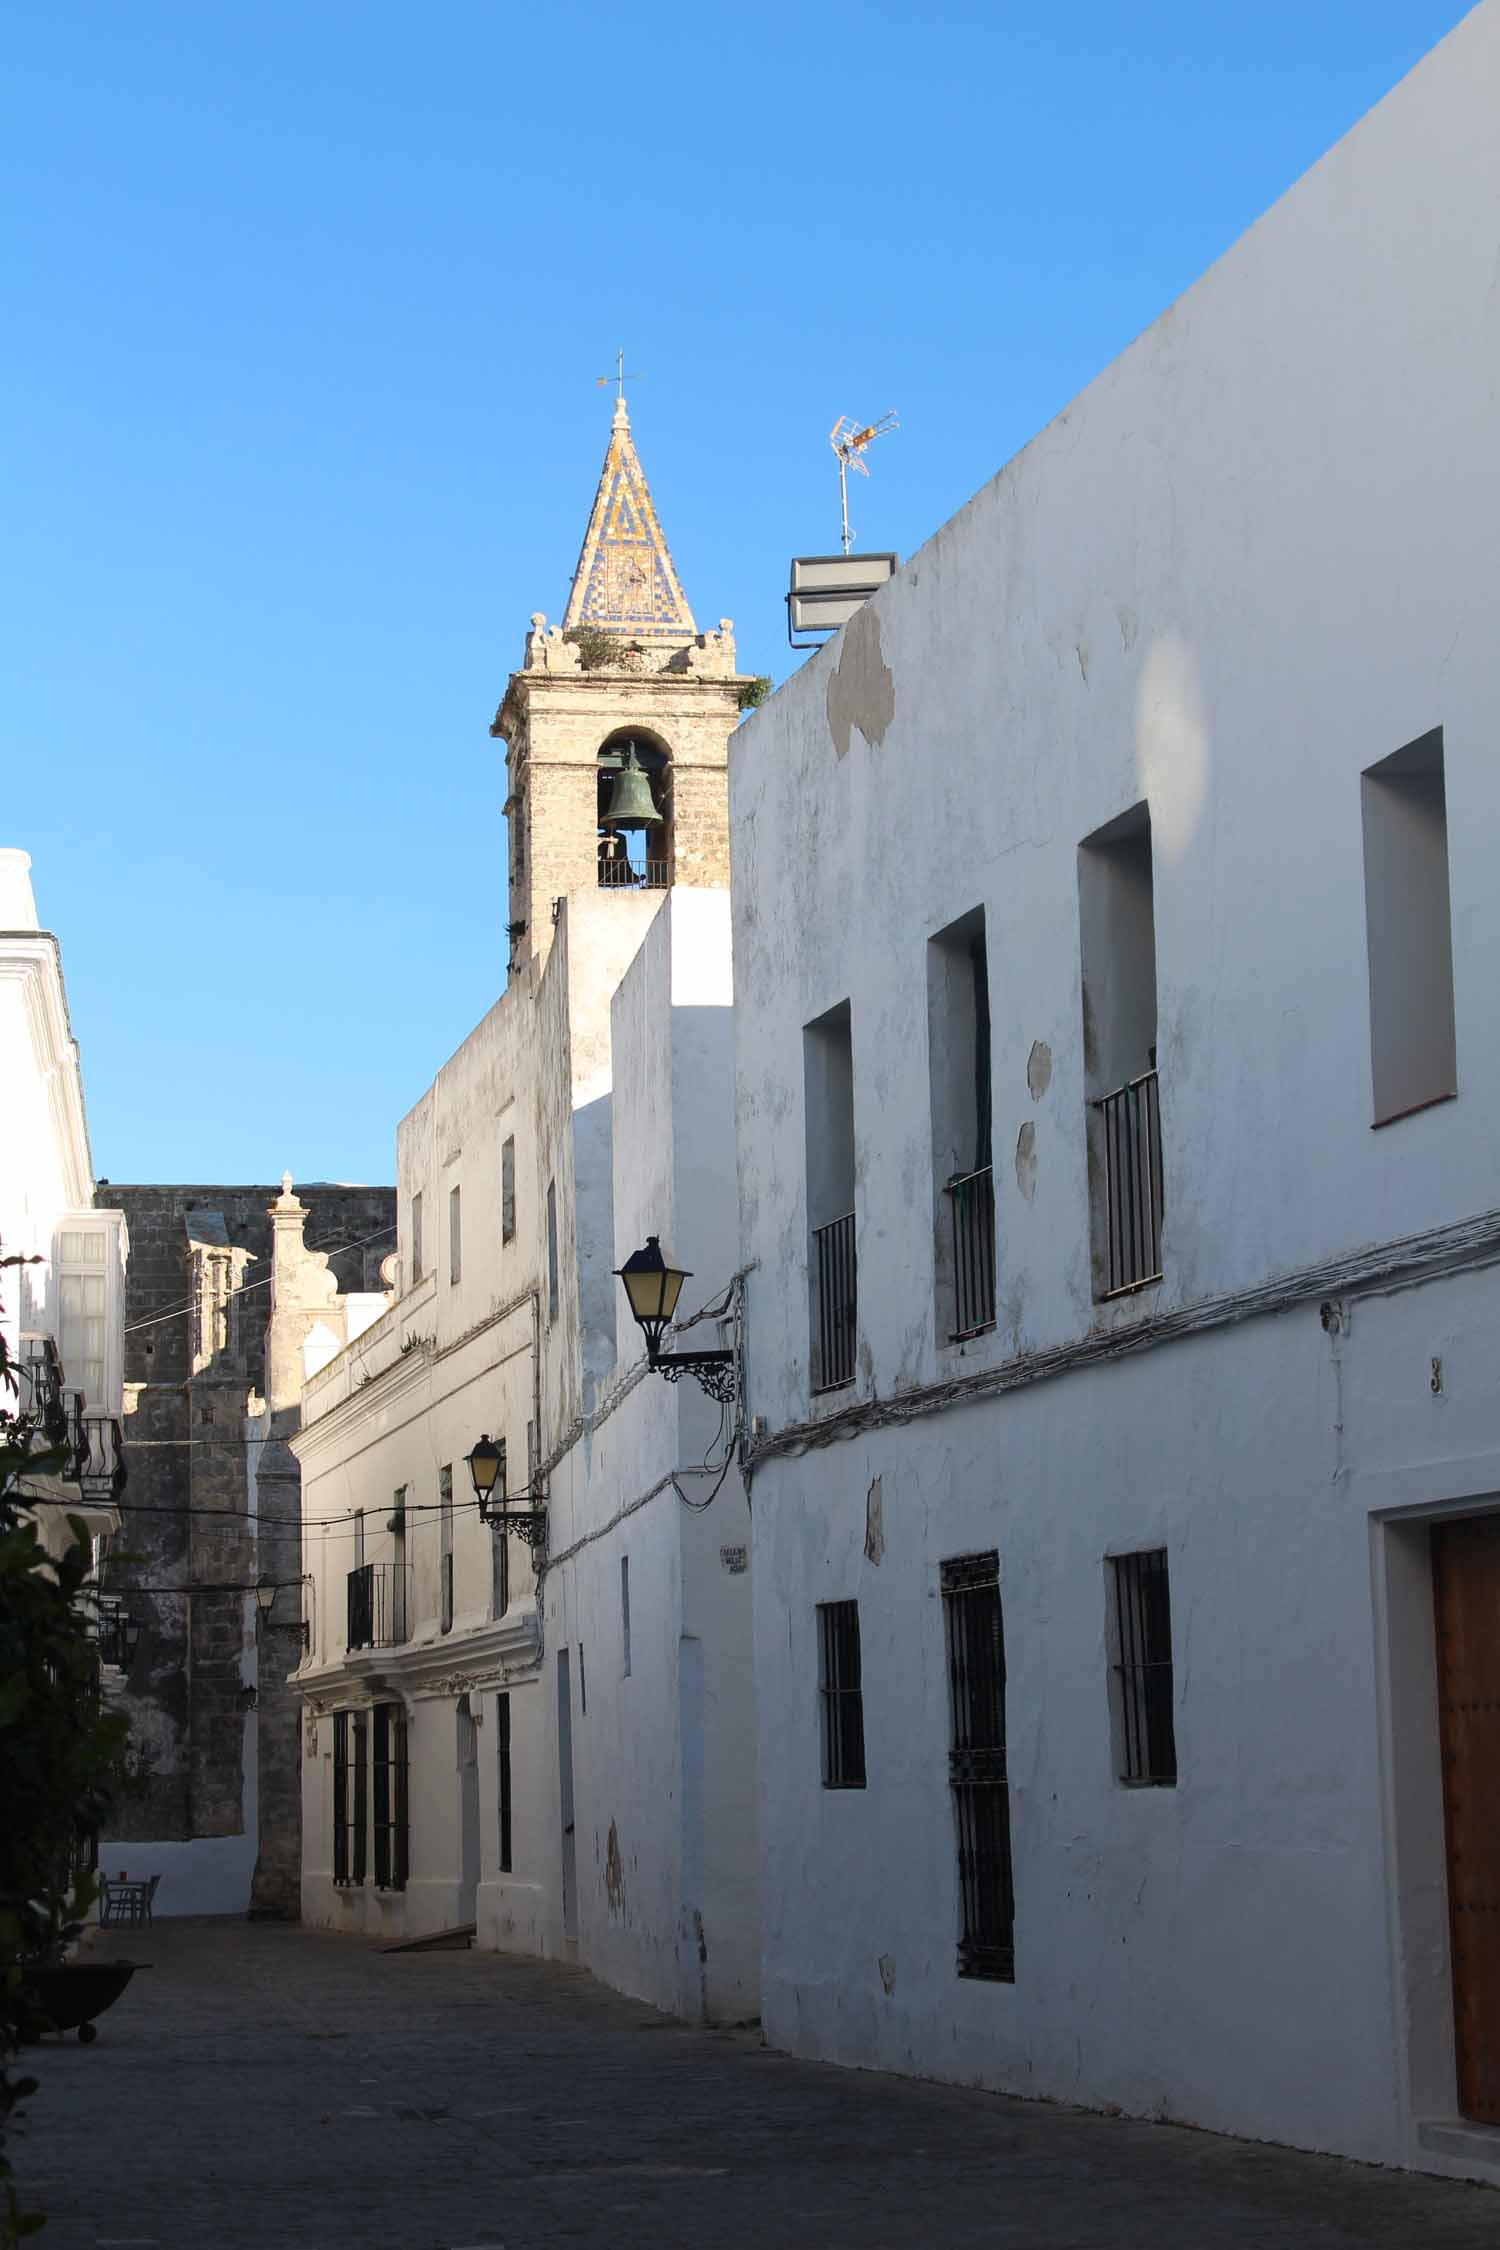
730,1,1500,2179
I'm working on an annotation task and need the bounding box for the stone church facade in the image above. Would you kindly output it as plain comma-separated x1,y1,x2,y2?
97,1179,396,1916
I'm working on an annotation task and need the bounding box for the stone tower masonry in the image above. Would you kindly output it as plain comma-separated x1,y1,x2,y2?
492,395,749,977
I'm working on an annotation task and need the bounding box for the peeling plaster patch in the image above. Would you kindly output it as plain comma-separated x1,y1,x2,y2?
864,1476,885,1565
1026,1041,1052,1101
826,602,896,760
1016,1122,1038,1202
878,1953,897,1995
605,1819,626,1917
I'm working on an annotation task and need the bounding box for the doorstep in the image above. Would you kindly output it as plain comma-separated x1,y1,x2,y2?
1416,2117,1500,2175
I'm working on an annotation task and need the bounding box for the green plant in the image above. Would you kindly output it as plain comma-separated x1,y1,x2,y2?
0,1258,128,2242
563,625,625,672
736,674,772,713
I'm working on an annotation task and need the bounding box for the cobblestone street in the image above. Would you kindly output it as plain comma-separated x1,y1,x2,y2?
17,1921,1497,2249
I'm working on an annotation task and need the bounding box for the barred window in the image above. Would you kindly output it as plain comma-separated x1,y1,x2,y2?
440,1466,454,1635
372,1703,409,1889
334,1710,369,1887
942,1552,1013,1981
1110,1549,1177,1785
333,1712,351,1884
817,1600,866,1788
497,1692,513,1874
352,1711,369,1885
449,1184,462,1286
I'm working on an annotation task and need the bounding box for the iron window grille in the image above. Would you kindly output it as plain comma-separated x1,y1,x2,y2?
334,1710,369,1886
498,1692,513,1873
942,1552,1014,1981
946,1165,997,1340
333,1712,350,1884
811,1211,857,1393
346,1562,409,1651
440,1465,454,1634
372,1703,409,1889
1111,1549,1177,1785
1093,1068,1164,1297
817,1600,867,1788
352,1711,369,1885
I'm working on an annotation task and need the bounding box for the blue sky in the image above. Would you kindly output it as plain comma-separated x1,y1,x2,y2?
4,0,1471,1185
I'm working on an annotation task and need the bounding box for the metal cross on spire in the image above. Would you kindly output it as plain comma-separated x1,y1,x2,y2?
596,348,642,402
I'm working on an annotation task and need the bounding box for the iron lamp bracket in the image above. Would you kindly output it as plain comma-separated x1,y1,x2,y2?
652,1350,739,1407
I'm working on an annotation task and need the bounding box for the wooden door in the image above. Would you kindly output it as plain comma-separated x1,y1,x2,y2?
1433,1513,1500,2124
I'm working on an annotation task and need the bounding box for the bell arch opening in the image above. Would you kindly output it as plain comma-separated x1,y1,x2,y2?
597,727,672,890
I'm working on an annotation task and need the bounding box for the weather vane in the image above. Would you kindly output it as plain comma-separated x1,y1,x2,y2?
829,411,899,554
597,349,642,402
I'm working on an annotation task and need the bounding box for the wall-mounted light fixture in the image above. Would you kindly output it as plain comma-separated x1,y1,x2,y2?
466,1435,547,1551
614,1238,739,1405
255,1578,279,1629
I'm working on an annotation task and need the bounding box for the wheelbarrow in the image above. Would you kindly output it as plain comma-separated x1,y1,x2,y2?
21,1958,148,2044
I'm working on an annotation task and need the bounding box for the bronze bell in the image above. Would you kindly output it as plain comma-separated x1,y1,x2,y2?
601,744,659,832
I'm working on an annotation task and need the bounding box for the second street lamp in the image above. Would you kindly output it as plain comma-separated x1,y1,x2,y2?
466,1434,547,1551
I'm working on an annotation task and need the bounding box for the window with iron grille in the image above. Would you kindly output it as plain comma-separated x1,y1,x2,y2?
817,1600,866,1788
449,1183,462,1285
497,1692,513,1872
942,1552,1013,1980
491,1455,510,1619
411,1192,424,1285
334,1710,369,1886
440,1465,454,1635
1110,1549,1177,1785
333,1711,352,1883
546,1180,559,1324
372,1702,409,1888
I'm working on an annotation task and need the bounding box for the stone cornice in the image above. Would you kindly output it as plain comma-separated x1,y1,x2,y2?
291,1340,434,1463
292,1602,542,1708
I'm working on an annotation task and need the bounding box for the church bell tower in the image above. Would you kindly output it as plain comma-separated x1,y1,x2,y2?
491,394,749,975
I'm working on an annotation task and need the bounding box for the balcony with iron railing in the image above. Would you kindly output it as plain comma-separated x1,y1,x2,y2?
944,1166,997,1341
811,1211,857,1394
346,1561,410,1652
1092,1068,1164,1298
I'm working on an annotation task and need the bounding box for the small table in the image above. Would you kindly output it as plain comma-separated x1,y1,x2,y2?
100,1877,156,1926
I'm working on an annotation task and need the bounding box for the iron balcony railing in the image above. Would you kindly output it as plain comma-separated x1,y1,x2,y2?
597,857,669,890
811,1211,857,1394
346,1562,410,1651
945,1166,996,1340
1094,1068,1164,1297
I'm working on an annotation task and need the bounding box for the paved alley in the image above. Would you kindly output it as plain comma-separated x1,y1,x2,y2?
18,1921,1497,2249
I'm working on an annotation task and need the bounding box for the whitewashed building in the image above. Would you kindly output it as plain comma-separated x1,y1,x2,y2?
730,3,1500,2184
0,845,128,1567
294,402,759,2021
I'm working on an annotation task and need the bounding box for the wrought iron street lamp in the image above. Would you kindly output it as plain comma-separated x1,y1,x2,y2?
466,1434,547,1551
255,1577,279,1627
614,1237,739,1405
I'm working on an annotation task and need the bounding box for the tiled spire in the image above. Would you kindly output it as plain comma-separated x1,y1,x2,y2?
562,399,696,643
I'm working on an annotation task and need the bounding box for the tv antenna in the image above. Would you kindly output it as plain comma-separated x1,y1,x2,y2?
829,411,899,555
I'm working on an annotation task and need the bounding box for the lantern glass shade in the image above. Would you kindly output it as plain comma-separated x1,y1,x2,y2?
121,1614,142,1664
467,1435,504,1502
615,1236,690,1358
255,1578,277,1620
